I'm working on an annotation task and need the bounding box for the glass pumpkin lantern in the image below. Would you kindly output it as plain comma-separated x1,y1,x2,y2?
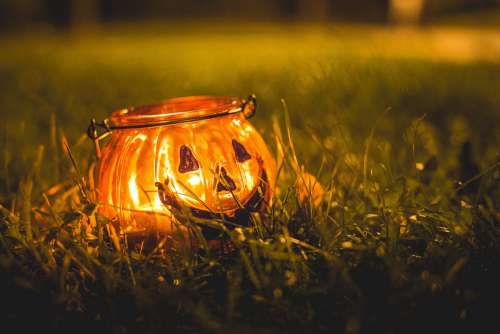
88,95,276,239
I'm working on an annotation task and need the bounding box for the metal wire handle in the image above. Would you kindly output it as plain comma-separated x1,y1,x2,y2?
87,94,257,159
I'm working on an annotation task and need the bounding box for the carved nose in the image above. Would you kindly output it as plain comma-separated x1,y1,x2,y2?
215,166,236,192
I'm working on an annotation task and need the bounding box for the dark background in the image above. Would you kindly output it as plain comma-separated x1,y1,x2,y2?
1,0,500,29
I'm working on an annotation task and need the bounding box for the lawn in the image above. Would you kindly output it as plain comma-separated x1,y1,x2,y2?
0,22,499,333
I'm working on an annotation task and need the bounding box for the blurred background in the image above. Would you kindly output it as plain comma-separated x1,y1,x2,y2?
0,0,499,195
1,0,500,27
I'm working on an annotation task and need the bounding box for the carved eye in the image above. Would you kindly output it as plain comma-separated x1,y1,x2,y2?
216,166,237,192
178,145,199,173
232,139,251,162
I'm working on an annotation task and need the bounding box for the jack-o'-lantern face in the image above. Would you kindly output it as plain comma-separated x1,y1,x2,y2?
155,118,270,214
95,96,276,235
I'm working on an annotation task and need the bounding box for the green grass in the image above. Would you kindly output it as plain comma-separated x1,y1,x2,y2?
0,23,499,333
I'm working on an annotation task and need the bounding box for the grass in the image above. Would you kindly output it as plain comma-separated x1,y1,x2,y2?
0,22,499,333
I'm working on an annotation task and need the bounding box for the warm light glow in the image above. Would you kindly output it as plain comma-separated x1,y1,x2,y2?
152,194,164,210
96,96,276,235
239,161,255,190
187,173,202,187
128,172,140,206
389,0,424,24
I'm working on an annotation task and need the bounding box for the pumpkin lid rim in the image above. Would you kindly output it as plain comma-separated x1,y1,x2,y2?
109,96,243,127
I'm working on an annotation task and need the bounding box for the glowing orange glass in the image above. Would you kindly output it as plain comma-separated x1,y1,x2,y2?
92,96,276,236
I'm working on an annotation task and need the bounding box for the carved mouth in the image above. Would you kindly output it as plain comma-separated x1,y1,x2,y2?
156,169,270,239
